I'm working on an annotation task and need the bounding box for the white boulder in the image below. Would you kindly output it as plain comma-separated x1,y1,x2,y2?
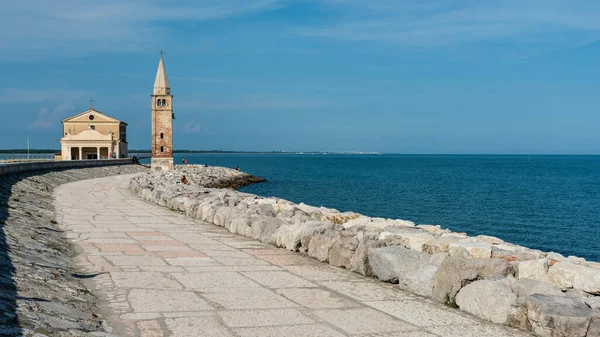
547,262,581,290
516,259,549,282
449,242,492,259
455,280,518,324
573,266,600,295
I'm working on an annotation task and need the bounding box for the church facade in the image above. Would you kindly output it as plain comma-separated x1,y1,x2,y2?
58,107,128,160
150,53,174,171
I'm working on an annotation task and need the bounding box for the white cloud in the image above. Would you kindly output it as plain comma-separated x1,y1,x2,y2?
28,102,75,130
302,0,600,47
183,121,202,134
0,0,285,59
4,0,600,60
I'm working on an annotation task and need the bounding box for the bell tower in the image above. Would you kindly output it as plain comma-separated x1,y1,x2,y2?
151,52,174,171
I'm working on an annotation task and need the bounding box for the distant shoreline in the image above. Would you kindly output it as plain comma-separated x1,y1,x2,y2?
1,150,598,156
0,149,382,155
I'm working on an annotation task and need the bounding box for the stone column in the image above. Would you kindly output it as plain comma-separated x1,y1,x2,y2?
79,147,83,160
97,147,100,160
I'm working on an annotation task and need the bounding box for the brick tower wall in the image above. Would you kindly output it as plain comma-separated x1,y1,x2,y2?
151,94,174,171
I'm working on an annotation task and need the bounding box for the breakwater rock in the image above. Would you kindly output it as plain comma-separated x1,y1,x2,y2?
0,164,148,337
174,165,266,188
130,166,600,337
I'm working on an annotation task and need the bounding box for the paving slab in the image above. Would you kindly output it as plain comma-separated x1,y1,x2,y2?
165,317,235,337
202,288,299,310
128,289,214,312
218,308,314,327
55,174,533,336
320,281,415,301
275,288,360,309
313,307,418,334
240,270,318,288
234,324,346,337
365,300,480,327
171,272,262,292
110,272,182,289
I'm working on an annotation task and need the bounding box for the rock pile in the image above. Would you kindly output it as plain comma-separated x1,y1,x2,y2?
174,165,266,188
130,167,600,337
0,164,148,337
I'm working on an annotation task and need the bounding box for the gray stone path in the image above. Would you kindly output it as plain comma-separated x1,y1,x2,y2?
54,174,531,337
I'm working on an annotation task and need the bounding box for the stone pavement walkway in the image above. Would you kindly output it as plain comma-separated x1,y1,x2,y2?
54,174,531,337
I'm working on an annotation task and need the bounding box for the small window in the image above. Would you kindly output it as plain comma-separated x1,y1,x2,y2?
160,146,164,152
90,125,95,130
89,115,95,120
160,133,164,139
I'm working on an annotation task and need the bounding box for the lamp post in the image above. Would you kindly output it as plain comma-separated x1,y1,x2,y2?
27,137,30,159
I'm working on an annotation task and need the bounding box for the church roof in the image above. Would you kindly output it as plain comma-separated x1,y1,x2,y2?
62,107,127,125
153,54,170,91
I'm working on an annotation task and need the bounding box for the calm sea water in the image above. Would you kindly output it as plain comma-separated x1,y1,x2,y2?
141,154,600,261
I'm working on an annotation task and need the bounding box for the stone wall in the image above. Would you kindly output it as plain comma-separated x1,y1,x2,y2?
0,164,147,336
130,167,600,337
0,158,133,177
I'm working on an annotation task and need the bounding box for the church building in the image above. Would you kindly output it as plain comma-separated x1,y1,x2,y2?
58,105,128,160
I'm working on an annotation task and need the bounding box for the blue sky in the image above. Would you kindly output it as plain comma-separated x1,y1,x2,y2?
2,0,600,153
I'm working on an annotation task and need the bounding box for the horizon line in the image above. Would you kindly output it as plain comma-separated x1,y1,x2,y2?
1,149,600,156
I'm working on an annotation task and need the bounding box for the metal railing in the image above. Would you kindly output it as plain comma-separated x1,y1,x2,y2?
0,154,55,164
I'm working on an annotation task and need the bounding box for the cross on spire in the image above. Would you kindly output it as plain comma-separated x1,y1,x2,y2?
89,98,94,108
160,50,164,56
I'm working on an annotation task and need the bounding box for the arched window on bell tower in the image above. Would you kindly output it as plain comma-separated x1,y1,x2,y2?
160,133,164,139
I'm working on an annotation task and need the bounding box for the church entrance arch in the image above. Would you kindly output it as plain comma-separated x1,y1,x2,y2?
70,147,79,160
82,147,98,160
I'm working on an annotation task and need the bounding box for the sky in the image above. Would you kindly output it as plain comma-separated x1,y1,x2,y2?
2,0,600,154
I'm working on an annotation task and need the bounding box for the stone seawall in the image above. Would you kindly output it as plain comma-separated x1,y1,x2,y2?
0,158,134,177
0,164,148,336
130,166,600,337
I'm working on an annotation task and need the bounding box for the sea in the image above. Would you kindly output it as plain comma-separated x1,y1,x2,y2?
3,152,593,261
139,153,600,262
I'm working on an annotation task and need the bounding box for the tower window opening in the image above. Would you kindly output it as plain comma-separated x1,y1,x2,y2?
162,99,166,106
90,125,95,130
160,133,164,139
160,146,164,152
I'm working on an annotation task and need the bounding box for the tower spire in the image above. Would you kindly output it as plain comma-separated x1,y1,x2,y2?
153,52,170,95
150,51,174,171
